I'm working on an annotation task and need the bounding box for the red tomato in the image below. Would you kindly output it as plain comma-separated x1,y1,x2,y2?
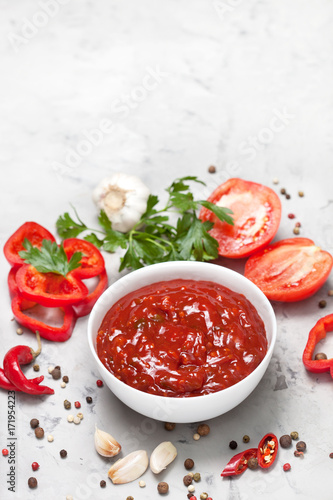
3,222,56,267
63,238,105,279
199,178,281,258
16,264,89,307
244,238,333,302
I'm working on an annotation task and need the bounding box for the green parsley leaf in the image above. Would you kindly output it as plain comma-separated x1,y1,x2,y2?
56,210,88,239
19,238,82,277
199,200,234,225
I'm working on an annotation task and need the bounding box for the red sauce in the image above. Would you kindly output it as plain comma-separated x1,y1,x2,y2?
96,279,267,397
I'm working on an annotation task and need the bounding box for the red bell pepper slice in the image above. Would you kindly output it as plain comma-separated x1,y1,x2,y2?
221,448,258,476
257,433,278,468
8,267,19,299
11,295,77,342
63,238,105,279
3,222,56,267
302,314,333,376
15,264,89,307
73,270,108,317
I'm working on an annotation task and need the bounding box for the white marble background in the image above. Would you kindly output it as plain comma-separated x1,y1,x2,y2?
0,0,333,499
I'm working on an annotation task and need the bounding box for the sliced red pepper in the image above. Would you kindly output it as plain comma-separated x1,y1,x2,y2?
15,264,89,307
3,222,55,267
11,295,77,342
73,270,108,318
8,267,19,299
257,433,278,468
63,238,105,279
221,448,258,476
302,314,333,376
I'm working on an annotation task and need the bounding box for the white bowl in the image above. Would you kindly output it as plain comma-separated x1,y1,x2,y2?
87,261,276,423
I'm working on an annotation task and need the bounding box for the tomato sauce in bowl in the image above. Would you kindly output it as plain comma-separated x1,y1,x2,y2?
96,279,267,397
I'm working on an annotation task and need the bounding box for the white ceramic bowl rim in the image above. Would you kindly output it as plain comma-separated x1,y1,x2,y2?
88,261,276,405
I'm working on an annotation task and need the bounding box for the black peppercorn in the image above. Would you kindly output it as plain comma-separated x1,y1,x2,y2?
100,480,106,488
296,441,306,452
28,477,38,488
208,165,216,174
279,434,292,448
184,458,194,470
30,418,39,429
183,474,192,486
164,422,175,431
62,375,69,383
229,440,237,450
60,449,67,458
86,396,93,404
319,300,327,309
51,367,61,380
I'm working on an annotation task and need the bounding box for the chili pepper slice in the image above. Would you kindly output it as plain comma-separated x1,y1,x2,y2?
4,222,56,267
3,332,54,395
73,270,108,318
63,238,105,279
302,314,333,376
11,295,77,342
257,433,278,468
15,264,89,307
221,448,258,476
0,367,44,391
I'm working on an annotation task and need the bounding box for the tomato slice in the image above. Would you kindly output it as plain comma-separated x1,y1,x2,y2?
63,238,105,279
3,222,56,267
244,238,333,302
16,264,89,307
199,178,281,258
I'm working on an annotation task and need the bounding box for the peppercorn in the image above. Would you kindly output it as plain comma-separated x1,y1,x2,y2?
298,191,304,197
47,434,54,442
296,441,306,452
329,453,333,459
290,431,298,440
96,379,103,387
293,227,300,235
62,375,69,383
164,422,176,431
319,300,327,309
294,450,304,457
34,427,44,439
28,477,38,488
60,449,67,458
283,463,291,471
229,440,237,450
197,424,210,436
30,418,39,429
33,364,40,372
74,401,81,409
200,494,208,500
242,435,250,443
126,497,134,500
280,188,286,194
315,352,327,360
288,213,295,219
31,462,39,471
64,399,71,410
188,485,195,493
139,480,146,487
51,367,61,380
16,327,24,335
295,222,301,227
193,433,201,441
328,290,333,297
193,472,201,482
100,480,106,488
279,434,292,448
157,481,169,494
86,396,93,404
183,475,193,486
286,194,291,199
184,458,195,470
247,457,258,470
2,449,8,456
208,165,216,174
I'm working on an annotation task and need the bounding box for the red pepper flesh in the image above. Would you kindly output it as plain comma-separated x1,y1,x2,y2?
16,264,89,307
63,238,105,279
3,222,56,267
257,433,278,468
73,270,108,317
302,314,333,376
221,448,258,476
0,367,44,391
11,295,77,342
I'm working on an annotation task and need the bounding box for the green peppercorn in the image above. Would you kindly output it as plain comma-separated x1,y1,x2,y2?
33,364,40,372
242,435,250,443
193,472,201,482
290,431,299,440
64,399,71,410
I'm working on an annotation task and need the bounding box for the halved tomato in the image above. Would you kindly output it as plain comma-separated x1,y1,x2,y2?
244,238,333,302
199,178,281,258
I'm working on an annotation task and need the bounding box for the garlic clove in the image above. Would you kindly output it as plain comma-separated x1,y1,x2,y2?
94,425,121,457
150,441,177,474
108,450,148,484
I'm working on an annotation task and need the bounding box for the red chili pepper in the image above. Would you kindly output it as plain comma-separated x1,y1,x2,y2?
16,264,89,307
257,433,278,468
302,314,333,376
3,332,54,395
0,367,44,391
63,238,105,279
221,448,258,476
11,295,77,342
3,222,56,267
73,270,108,318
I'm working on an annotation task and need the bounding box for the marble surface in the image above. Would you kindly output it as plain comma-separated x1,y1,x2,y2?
1,0,333,499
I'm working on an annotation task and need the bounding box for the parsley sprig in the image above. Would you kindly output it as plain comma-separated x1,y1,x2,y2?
19,238,83,277
56,176,233,272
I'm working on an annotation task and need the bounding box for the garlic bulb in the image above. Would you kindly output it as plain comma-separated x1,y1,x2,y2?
108,450,148,484
92,173,150,233
150,441,177,474
94,425,121,457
